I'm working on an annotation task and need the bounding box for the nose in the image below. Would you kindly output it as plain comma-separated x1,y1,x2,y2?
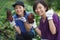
16,8,20,12
37,9,41,12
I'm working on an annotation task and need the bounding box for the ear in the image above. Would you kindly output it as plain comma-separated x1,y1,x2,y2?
24,8,25,10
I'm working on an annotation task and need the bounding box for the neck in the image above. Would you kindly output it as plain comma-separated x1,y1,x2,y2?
20,13,24,17
17,13,24,17
42,13,46,20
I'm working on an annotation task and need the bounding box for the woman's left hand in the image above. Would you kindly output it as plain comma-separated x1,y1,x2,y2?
20,17,27,22
46,9,54,20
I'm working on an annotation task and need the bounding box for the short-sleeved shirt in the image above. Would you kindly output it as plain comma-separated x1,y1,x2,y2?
13,12,35,34
38,14,60,40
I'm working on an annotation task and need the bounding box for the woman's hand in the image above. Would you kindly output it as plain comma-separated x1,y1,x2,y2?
46,9,54,20
20,17,27,22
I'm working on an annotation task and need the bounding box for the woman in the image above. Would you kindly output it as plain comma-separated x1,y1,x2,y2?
33,0,60,40
7,1,35,40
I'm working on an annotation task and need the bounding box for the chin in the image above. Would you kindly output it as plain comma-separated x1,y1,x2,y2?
39,14,43,16
17,13,20,14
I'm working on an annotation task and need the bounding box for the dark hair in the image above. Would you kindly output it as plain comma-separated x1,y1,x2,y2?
12,1,25,8
33,0,48,13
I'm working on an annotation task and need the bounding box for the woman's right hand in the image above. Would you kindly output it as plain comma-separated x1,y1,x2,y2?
9,20,16,27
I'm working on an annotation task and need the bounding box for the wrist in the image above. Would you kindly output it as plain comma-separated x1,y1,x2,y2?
32,22,37,29
20,17,27,22
48,19,53,22
47,16,53,20
10,21,16,27
23,20,26,22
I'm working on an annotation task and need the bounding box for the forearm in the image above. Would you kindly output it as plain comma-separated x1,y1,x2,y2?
48,20,56,35
24,22,32,32
19,17,32,32
35,28,41,36
14,25,21,35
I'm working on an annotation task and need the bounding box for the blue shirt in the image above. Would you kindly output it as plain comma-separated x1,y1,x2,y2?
13,12,35,34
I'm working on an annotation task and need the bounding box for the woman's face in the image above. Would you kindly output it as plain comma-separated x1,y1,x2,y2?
35,3,46,16
14,5,25,16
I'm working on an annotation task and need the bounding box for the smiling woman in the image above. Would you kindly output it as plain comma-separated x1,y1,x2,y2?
33,0,60,40
7,1,35,40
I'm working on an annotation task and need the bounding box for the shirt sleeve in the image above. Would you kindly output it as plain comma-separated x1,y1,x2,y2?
13,15,19,27
15,20,19,27
53,14,60,40
53,14,59,33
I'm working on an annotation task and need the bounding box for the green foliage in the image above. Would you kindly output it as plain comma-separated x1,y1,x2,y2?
46,0,60,10
25,4,33,13
25,0,35,5
0,0,15,40
0,0,60,40
26,0,60,10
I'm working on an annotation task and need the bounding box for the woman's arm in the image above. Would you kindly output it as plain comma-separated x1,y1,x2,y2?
14,25,21,35
48,14,59,35
20,16,32,32
24,22,32,32
24,13,35,32
46,9,57,35
10,21,21,35
35,28,41,36
32,19,41,36
48,20,56,35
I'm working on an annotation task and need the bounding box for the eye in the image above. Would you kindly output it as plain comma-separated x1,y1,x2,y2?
38,6,42,9
15,6,22,9
15,7,18,9
19,6,21,9
36,6,42,11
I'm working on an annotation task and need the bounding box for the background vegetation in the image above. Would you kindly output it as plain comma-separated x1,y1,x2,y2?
0,0,60,40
